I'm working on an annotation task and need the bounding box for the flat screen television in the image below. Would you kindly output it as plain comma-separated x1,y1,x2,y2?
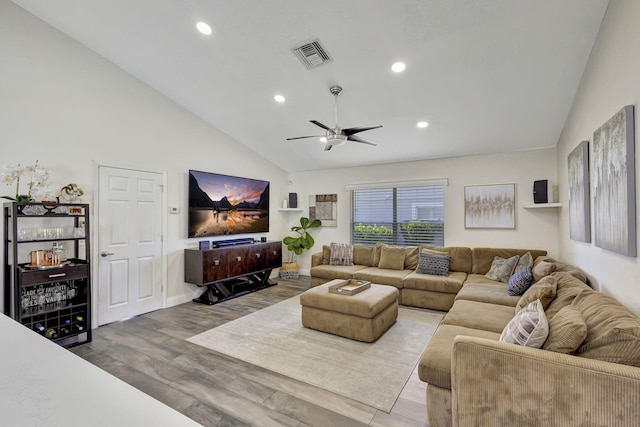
188,169,269,238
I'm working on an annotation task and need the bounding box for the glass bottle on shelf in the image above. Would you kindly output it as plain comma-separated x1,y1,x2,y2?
33,323,45,333
45,328,58,339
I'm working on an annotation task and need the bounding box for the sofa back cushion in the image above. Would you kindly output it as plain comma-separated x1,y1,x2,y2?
404,246,419,270
572,291,640,367
544,272,592,319
420,245,472,273
471,248,547,274
543,306,587,354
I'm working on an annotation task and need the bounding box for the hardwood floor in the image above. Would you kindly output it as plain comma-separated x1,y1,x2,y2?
71,277,431,427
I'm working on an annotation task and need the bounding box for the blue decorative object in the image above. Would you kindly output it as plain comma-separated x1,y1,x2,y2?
508,266,534,296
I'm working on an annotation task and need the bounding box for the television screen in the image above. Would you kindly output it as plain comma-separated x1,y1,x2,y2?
188,169,269,238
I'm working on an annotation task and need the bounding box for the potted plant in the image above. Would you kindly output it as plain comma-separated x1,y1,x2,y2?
281,216,322,279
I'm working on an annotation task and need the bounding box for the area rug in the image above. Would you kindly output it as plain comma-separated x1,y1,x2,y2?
187,295,443,412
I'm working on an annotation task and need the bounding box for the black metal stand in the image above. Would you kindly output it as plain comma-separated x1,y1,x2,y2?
192,268,277,305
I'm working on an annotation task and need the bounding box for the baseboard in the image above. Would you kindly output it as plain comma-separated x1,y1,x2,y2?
166,291,200,308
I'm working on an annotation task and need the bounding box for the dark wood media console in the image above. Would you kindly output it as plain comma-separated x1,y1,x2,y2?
184,241,282,305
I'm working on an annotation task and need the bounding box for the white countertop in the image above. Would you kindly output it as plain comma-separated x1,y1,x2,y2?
0,314,202,427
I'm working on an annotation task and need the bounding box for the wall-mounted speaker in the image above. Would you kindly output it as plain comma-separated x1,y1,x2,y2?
533,180,558,204
288,192,298,208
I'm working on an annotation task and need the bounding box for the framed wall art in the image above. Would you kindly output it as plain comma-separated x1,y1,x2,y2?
309,194,337,227
464,183,516,229
592,105,636,257
568,140,591,243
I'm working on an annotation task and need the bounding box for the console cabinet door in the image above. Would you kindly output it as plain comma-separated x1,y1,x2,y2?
247,244,267,272
226,247,248,278
202,250,228,284
266,242,282,269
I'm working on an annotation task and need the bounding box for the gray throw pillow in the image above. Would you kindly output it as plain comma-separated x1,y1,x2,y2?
417,252,450,276
485,255,519,283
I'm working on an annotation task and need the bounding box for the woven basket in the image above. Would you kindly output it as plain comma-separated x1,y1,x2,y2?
280,261,299,279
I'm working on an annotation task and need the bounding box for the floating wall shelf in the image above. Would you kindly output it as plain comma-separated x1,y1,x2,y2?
278,208,303,212
523,203,562,209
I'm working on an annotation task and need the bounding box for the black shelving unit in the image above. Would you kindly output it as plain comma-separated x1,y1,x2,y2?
3,202,91,348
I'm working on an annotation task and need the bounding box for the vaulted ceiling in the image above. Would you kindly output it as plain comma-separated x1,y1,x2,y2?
14,0,609,172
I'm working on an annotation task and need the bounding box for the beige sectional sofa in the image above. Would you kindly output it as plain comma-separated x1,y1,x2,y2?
420,255,640,427
310,244,546,311
311,245,640,426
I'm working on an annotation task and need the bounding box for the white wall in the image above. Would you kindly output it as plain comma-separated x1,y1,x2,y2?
0,1,290,310
290,148,559,273
557,0,640,314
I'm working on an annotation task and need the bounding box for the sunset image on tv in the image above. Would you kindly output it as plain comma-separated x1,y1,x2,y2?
188,170,269,238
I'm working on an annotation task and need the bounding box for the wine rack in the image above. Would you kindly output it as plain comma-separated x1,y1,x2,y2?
3,202,92,348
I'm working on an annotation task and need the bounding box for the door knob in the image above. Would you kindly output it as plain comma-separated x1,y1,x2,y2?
101,251,114,257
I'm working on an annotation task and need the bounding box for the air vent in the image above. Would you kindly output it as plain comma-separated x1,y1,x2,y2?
291,39,332,69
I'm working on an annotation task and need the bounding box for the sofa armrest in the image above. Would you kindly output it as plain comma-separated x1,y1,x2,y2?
451,335,640,427
311,252,323,268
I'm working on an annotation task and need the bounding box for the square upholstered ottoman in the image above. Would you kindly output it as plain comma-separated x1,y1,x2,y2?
299,279,399,342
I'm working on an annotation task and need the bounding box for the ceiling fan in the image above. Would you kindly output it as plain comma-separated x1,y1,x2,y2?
286,85,382,151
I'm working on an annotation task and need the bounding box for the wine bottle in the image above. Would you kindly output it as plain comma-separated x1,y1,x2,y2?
60,326,70,336
73,323,84,332
75,314,84,322
33,323,45,332
45,328,58,339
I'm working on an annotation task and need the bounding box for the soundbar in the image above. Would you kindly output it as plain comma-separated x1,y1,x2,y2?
211,238,255,248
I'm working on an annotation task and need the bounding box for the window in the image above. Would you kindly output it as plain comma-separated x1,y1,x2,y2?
350,181,445,246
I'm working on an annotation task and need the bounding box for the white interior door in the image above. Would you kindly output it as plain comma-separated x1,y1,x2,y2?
97,166,165,325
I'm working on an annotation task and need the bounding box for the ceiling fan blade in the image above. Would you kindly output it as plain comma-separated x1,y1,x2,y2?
348,135,378,146
343,125,383,136
310,120,331,131
324,143,333,151
286,135,324,141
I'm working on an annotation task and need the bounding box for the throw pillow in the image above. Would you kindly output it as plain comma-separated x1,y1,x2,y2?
508,266,534,296
352,245,374,266
532,260,556,282
329,242,354,266
404,246,419,270
543,306,587,354
378,245,406,270
516,275,558,312
500,299,549,348
513,251,533,274
485,255,519,283
416,252,451,276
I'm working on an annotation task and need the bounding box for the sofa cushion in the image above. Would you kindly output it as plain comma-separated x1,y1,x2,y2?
310,264,368,281
516,275,557,312
329,242,353,266
463,273,506,286
378,245,406,270
420,245,472,273
543,306,587,354
442,299,515,334
507,266,534,295
471,248,547,275
352,267,412,289
418,324,500,389
372,243,384,266
353,244,374,266
532,258,556,282
499,299,549,348
544,272,592,319
322,245,331,265
417,252,451,276
404,271,467,293
404,246,419,270
553,261,588,283
485,255,519,283
455,283,520,307
573,291,640,367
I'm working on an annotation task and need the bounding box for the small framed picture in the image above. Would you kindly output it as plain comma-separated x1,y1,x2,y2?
464,183,516,229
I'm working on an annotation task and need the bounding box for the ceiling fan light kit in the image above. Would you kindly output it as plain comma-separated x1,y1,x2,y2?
286,85,382,151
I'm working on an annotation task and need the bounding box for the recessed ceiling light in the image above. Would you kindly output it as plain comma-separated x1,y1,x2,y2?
196,21,212,35
274,94,285,103
320,137,327,143
417,121,429,128
391,62,406,73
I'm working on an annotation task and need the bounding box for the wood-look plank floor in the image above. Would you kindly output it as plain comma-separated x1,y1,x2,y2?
71,277,432,427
